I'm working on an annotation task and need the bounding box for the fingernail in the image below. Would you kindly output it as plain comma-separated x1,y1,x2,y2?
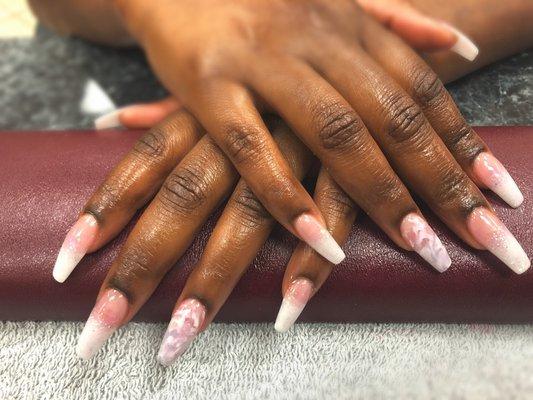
274,278,313,333
293,214,345,265
473,152,523,208
76,288,128,360
467,207,530,274
157,299,206,367
400,213,451,272
443,24,479,61
53,214,98,283
94,109,123,130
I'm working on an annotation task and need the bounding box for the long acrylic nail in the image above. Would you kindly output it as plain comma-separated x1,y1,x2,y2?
444,24,479,61
293,214,345,265
76,288,128,360
467,207,530,274
473,152,523,208
94,108,124,130
400,213,451,272
157,299,206,367
53,214,98,283
275,278,314,333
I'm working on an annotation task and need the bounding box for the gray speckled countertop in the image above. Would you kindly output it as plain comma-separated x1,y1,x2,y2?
0,26,531,129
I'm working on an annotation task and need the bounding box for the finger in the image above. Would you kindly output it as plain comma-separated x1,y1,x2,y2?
356,0,478,60
76,136,238,360
186,79,345,265
53,111,202,282
94,97,181,130
156,122,313,365
361,19,524,209
245,57,451,271
309,42,529,273
275,168,358,332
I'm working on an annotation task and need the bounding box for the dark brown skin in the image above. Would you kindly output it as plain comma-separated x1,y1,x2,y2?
31,1,533,338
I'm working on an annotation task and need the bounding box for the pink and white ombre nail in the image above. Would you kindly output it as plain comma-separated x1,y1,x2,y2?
446,24,479,62
467,207,530,274
157,299,207,367
53,214,98,283
76,288,128,360
294,214,345,265
473,152,524,208
400,213,451,272
275,278,314,333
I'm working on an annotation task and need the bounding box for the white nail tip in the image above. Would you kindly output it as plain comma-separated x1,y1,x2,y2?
447,25,479,61
274,278,313,333
53,252,84,283
94,109,122,130
76,316,114,360
294,214,345,265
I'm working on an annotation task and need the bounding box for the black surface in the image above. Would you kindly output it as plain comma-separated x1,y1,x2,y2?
0,26,532,129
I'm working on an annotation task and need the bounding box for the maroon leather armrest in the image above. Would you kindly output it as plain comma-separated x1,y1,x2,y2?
0,127,531,323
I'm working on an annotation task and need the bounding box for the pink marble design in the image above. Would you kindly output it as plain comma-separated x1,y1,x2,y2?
294,214,345,265
473,152,524,208
76,288,129,360
53,214,98,282
157,299,207,366
400,213,451,272
467,207,530,274
274,278,314,333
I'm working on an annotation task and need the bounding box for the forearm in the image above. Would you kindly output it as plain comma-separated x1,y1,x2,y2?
28,0,134,46
412,0,533,82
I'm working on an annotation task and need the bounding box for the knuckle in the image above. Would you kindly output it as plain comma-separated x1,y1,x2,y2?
133,127,169,160
319,186,355,217
445,124,485,160
230,185,271,228
367,170,406,208
384,94,427,144
159,163,208,214
411,67,446,109
223,124,265,164
432,168,473,206
316,104,367,153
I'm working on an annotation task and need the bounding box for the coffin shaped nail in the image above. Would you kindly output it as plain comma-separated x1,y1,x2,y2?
53,214,98,283
157,299,206,367
467,207,530,274
94,109,123,130
76,288,128,360
445,24,479,61
293,214,345,265
400,213,451,272
275,278,314,333
473,152,523,208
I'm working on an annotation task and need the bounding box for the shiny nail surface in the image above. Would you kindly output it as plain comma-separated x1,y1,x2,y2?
467,207,530,274
53,214,98,283
445,24,479,61
400,213,451,272
157,299,206,367
94,109,123,130
473,152,523,208
294,214,345,265
275,278,314,333
76,289,128,360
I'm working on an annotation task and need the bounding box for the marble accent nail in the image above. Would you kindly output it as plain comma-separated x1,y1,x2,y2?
157,299,206,367
53,214,98,283
473,152,524,208
275,278,314,333
467,207,530,274
445,24,479,61
400,213,451,272
76,288,128,360
293,214,345,265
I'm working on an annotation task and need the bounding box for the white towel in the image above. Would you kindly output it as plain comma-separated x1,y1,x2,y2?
1,322,532,399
